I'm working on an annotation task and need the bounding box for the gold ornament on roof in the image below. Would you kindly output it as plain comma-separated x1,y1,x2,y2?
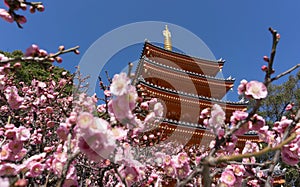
163,25,172,51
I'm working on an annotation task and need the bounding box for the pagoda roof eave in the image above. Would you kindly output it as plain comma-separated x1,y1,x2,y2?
137,77,248,106
141,41,225,66
141,56,235,83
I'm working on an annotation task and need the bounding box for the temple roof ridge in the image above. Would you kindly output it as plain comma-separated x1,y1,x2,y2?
143,41,225,64
162,118,206,129
137,76,248,105
141,56,235,82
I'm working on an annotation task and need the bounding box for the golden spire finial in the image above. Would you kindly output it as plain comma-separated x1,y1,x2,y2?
163,25,172,51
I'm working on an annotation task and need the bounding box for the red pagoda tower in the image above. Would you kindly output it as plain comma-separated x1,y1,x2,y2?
134,25,259,149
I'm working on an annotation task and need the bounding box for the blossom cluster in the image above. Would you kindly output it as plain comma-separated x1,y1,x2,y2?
0,0,44,27
1,6,300,186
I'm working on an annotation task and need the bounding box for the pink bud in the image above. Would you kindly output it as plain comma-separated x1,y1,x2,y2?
36,5,45,12
45,106,53,114
14,62,22,69
20,3,27,11
276,33,280,40
74,49,80,55
285,103,294,111
263,56,269,62
55,56,63,63
30,6,36,13
39,49,48,57
48,57,55,62
17,15,27,24
143,135,148,140
58,45,65,51
261,65,268,72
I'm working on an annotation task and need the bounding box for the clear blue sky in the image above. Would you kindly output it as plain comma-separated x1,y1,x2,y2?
1,1,299,101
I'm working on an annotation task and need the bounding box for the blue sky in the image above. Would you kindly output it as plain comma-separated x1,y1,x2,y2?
1,1,299,101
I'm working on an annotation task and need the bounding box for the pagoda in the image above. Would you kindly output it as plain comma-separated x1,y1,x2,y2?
134,25,259,148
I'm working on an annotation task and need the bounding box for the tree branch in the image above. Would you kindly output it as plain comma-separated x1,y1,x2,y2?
0,46,80,64
271,64,300,82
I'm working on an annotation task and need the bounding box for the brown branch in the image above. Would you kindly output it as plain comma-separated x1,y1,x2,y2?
265,109,300,186
214,133,296,164
226,161,273,167
0,46,80,64
176,167,202,187
56,134,80,187
271,64,300,82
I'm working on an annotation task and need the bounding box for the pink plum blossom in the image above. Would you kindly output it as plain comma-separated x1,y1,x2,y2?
0,163,18,176
16,126,31,141
27,162,45,177
0,144,10,160
153,102,163,117
245,80,268,99
285,103,294,111
8,140,23,154
25,44,40,57
110,72,131,96
208,104,225,129
77,112,94,129
249,114,265,131
237,79,247,95
220,170,236,186
281,147,299,165
4,86,24,110
0,8,13,23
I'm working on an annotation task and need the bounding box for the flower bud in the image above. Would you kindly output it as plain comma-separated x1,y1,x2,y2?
74,49,80,55
55,56,63,63
16,15,27,24
39,49,48,57
263,56,269,62
261,65,268,72
20,3,27,10
37,5,45,12
30,6,36,13
58,45,65,51
13,62,22,69
48,57,55,62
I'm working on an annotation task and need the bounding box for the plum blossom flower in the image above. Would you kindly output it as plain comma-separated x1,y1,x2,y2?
245,80,268,99
232,165,245,177
177,152,189,166
8,140,23,154
153,102,163,117
230,110,248,124
200,108,210,119
121,166,140,186
77,112,94,129
249,114,265,131
0,144,10,160
237,79,247,95
25,44,40,57
4,86,24,110
285,103,294,111
176,163,190,179
110,72,131,96
16,126,31,141
0,53,9,62
27,162,45,177
208,104,225,130
109,94,135,122
78,116,116,161
0,177,9,187
0,163,18,176
281,147,299,165
0,8,13,23
220,170,236,186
